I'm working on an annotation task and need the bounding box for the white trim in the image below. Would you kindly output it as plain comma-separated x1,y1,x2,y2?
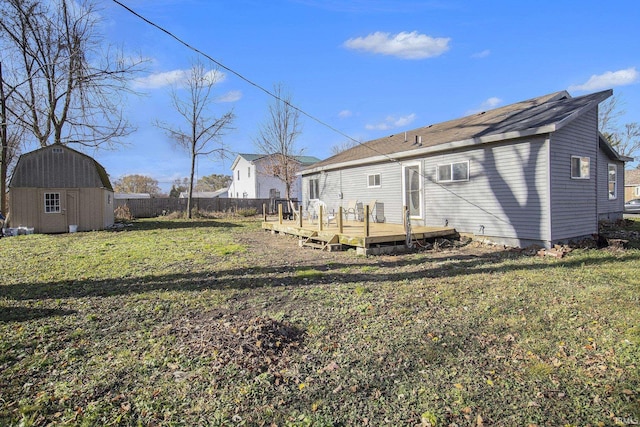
402,162,423,220
608,164,617,200
367,173,381,188
44,192,61,213
570,156,590,180
436,160,470,183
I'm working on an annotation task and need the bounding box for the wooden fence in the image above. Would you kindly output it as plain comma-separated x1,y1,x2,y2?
115,197,273,218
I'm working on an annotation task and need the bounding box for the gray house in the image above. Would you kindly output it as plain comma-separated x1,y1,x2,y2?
9,144,115,233
300,90,631,248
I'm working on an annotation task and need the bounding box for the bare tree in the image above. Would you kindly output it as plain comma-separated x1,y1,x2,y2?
156,60,234,218
0,0,145,149
329,139,360,156
254,84,303,200
113,174,161,195
599,95,640,160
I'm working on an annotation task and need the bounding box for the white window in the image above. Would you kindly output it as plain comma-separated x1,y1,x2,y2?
309,178,319,200
571,156,590,179
248,167,251,178
437,161,469,183
608,164,617,200
44,193,61,213
237,170,240,180
367,174,381,188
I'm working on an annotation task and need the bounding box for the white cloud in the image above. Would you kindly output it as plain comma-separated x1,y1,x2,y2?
344,31,450,59
338,110,353,118
365,113,416,130
218,90,242,103
134,69,227,89
466,97,503,115
569,67,639,92
471,49,490,59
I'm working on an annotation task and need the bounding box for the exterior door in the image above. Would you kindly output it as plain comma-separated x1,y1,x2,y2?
66,190,79,230
403,163,423,219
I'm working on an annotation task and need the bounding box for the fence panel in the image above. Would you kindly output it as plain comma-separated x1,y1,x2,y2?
115,197,273,218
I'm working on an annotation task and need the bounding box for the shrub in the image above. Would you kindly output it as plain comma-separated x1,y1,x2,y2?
237,208,258,217
114,204,133,221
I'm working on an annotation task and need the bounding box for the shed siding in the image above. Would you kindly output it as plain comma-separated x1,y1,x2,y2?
549,107,598,241
8,189,40,230
11,147,105,188
423,137,550,245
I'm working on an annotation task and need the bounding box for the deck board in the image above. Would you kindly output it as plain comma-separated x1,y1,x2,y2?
262,217,456,250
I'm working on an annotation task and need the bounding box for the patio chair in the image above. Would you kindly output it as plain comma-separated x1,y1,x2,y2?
343,200,359,221
288,199,301,222
368,200,384,223
314,200,336,226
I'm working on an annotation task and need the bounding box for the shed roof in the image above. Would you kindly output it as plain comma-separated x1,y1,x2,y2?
9,143,113,190
304,90,615,173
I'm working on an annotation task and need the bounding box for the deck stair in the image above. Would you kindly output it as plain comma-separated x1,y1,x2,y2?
301,233,341,251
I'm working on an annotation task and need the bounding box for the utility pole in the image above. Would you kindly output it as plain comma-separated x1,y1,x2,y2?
0,62,8,215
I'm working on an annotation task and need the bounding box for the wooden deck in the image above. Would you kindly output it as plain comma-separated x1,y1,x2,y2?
261,216,457,254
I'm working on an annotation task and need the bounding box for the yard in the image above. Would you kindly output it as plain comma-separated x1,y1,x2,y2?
1,217,639,426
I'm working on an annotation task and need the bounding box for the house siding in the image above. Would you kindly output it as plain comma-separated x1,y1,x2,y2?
597,149,625,221
304,162,403,222
549,107,598,241
423,137,550,246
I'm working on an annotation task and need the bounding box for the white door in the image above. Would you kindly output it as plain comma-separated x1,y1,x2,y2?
403,163,422,219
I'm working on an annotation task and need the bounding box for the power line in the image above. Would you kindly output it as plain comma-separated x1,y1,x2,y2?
111,0,511,226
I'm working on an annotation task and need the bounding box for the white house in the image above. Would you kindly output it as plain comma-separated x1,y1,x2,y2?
229,153,320,200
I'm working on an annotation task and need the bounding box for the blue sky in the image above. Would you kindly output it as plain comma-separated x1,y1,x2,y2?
86,0,640,191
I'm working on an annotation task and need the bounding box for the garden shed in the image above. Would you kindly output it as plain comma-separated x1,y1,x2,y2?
8,144,114,233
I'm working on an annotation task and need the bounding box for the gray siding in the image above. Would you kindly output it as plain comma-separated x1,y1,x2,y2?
423,137,550,245
596,148,625,220
304,162,404,223
10,146,107,189
549,107,598,241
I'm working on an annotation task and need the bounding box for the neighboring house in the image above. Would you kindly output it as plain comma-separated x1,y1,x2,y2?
8,143,115,233
300,90,631,248
178,188,229,198
624,169,640,201
229,153,320,200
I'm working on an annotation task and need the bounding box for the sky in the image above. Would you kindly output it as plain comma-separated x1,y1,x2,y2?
74,0,640,191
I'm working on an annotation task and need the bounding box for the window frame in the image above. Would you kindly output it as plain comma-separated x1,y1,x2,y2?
635,186,640,197
44,192,61,213
570,156,590,180
367,173,381,188
436,160,470,183
309,178,320,200
608,164,617,200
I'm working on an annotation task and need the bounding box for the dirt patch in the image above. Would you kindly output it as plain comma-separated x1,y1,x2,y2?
170,310,305,373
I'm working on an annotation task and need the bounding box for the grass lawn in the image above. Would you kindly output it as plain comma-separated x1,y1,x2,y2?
1,217,639,426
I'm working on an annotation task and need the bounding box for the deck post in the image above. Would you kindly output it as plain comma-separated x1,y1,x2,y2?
263,203,267,222
319,204,324,231
278,204,283,225
298,206,303,227
338,207,343,234
364,205,370,237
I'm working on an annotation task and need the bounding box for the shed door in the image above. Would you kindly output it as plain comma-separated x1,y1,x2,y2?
66,191,79,230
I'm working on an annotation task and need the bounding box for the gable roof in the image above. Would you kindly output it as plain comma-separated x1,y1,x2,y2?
231,153,321,170
10,143,113,190
304,90,615,173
